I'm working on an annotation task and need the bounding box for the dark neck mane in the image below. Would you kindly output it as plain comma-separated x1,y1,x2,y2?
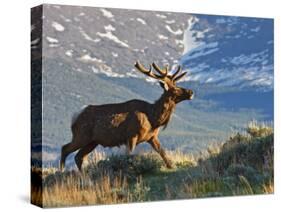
152,93,176,129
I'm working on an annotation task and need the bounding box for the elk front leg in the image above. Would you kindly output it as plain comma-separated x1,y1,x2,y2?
148,137,173,169
126,136,138,155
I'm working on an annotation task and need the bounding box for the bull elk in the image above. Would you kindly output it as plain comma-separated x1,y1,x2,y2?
60,61,194,171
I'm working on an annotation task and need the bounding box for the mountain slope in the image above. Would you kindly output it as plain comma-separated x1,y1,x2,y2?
181,15,273,91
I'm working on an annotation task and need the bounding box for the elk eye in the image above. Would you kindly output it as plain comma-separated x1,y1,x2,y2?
175,89,182,94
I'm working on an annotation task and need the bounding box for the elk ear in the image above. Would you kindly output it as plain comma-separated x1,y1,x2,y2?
159,81,169,91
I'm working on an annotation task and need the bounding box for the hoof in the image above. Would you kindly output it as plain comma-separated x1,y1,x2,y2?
59,161,65,172
166,162,174,169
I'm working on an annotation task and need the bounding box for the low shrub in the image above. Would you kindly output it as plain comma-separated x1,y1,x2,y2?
247,121,273,138
224,164,262,184
86,154,163,181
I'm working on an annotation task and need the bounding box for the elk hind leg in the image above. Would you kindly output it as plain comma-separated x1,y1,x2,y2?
60,141,80,171
75,142,97,171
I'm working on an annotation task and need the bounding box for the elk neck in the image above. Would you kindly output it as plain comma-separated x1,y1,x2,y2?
152,92,176,129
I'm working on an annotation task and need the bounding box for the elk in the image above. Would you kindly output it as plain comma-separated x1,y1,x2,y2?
60,61,194,171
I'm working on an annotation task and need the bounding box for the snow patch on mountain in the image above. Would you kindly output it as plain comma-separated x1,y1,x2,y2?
180,15,273,91
158,34,168,40
31,24,35,32
156,14,167,19
52,21,65,31
80,28,100,42
165,25,183,35
78,54,104,63
100,8,114,19
65,50,73,57
79,12,85,17
60,14,72,22
104,24,116,31
92,66,125,78
165,20,175,24
52,5,61,9
46,36,58,43
136,18,146,25
183,16,202,55
183,42,219,61
126,70,139,78
97,31,129,48
31,38,40,45
230,50,268,66
175,39,184,46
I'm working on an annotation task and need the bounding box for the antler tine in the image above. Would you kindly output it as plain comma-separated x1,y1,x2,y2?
135,61,162,79
173,71,187,82
171,65,182,80
152,62,167,76
135,61,186,82
165,64,169,73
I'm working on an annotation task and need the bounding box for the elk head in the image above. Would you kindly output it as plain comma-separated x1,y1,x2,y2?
135,61,194,103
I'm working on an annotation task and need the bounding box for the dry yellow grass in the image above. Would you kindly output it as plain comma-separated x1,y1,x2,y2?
32,150,194,207
263,181,274,194
165,149,197,165
43,174,121,207
247,120,273,137
39,171,147,207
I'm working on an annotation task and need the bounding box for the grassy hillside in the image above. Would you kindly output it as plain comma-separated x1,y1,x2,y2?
31,122,273,207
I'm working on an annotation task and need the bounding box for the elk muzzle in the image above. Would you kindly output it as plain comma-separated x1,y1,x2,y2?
185,89,194,100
